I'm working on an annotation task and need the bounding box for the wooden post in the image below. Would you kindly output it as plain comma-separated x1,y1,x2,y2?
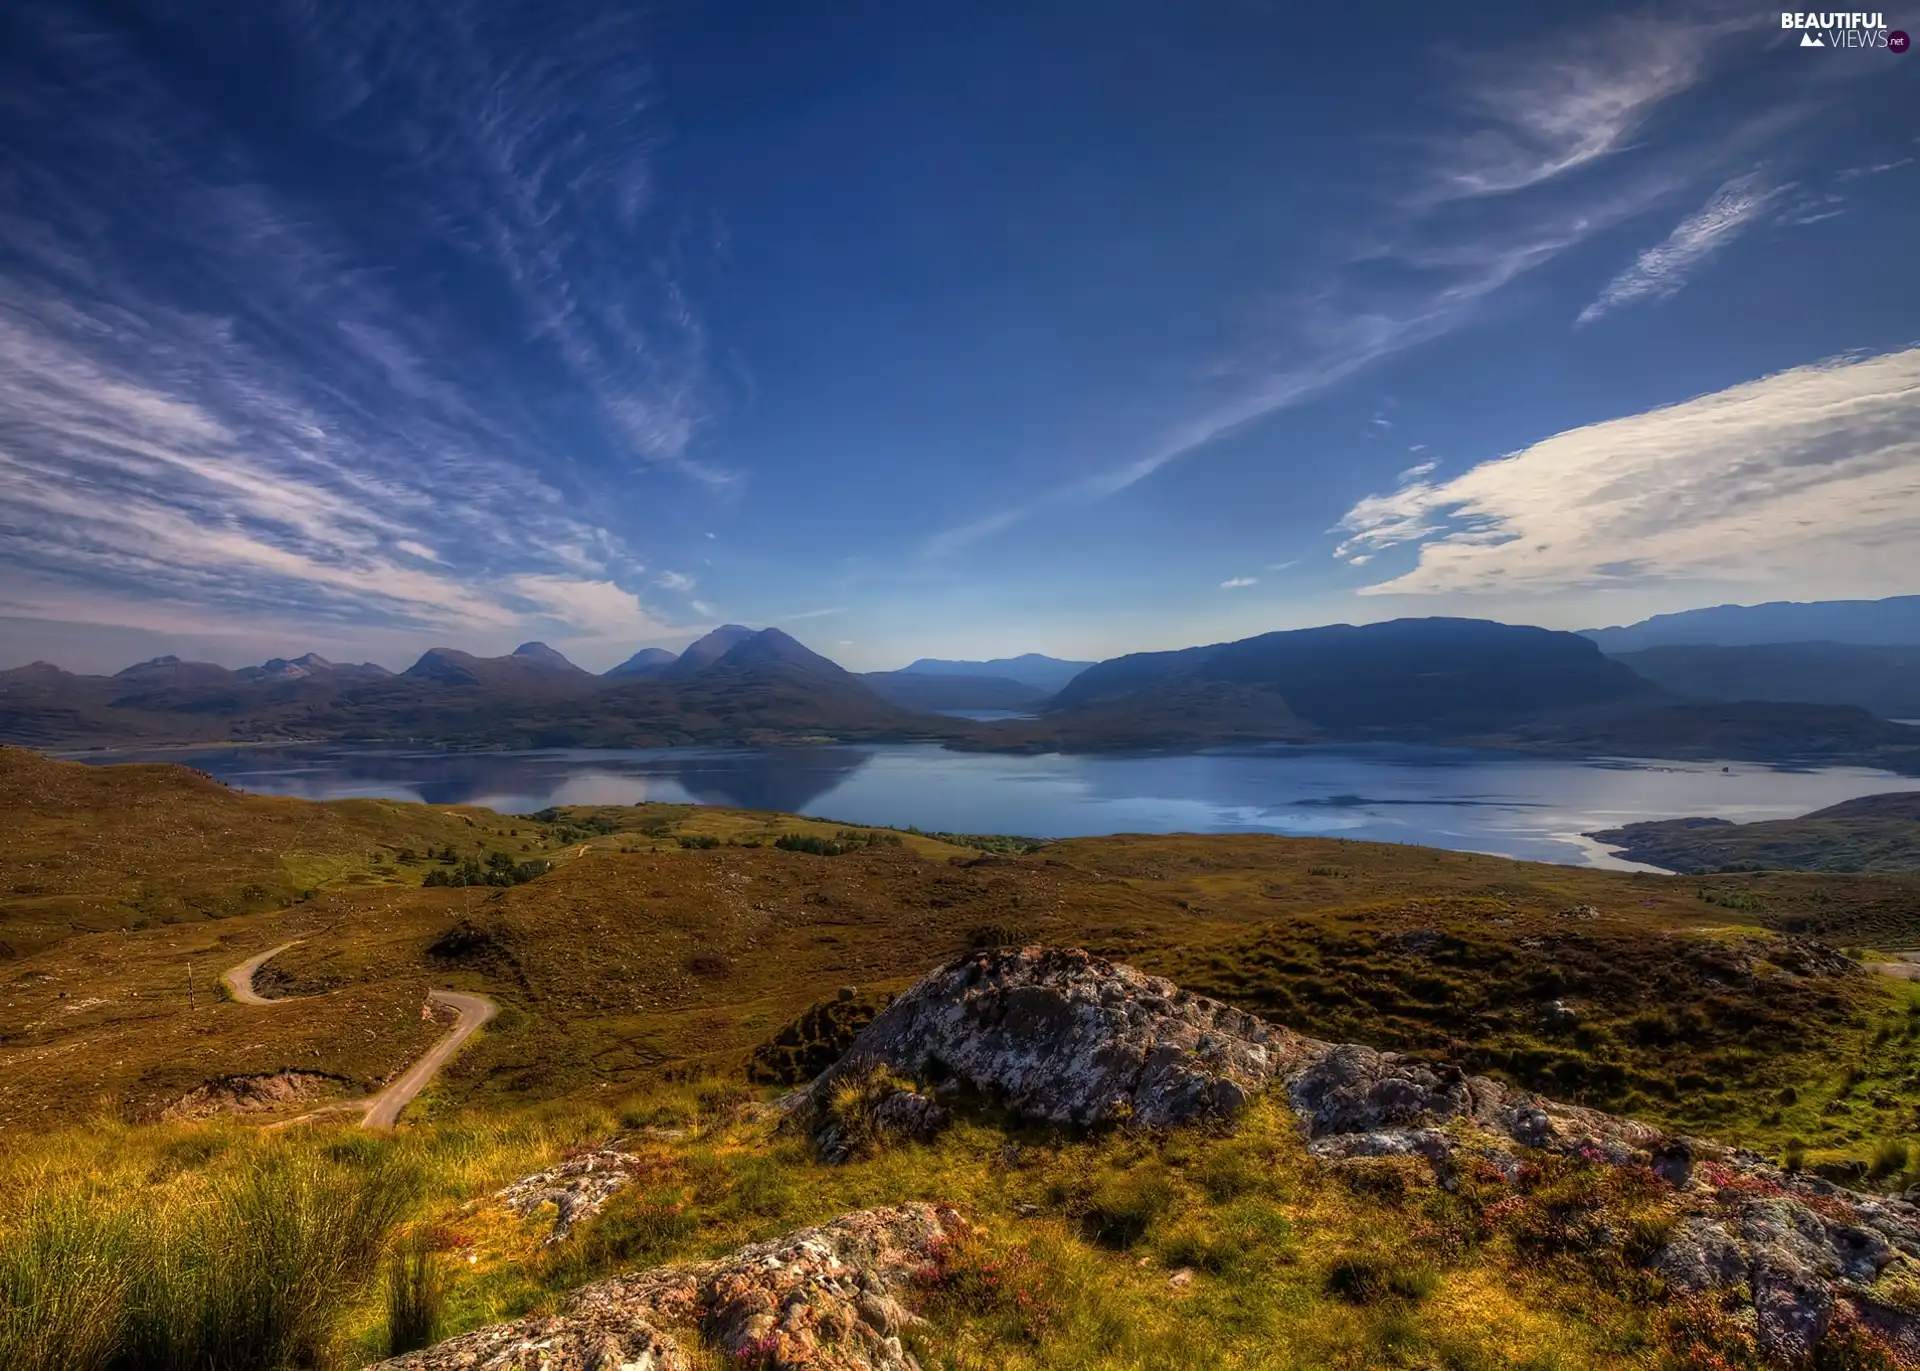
187,961,196,1011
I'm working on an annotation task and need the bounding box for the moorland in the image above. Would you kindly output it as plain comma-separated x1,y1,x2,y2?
5,744,1920,1368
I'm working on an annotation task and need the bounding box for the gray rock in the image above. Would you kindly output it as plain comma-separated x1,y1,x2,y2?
1656,1217,1747,1293
373,1204,964,1371
496,1148,648,1243
793,947,1319,1129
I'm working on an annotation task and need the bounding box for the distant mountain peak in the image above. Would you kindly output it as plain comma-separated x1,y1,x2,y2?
510,641,584,672
711,627,851,679
604,646,678,679
665,624,762,677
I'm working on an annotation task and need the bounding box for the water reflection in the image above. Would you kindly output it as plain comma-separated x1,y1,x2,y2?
78,741,1913,870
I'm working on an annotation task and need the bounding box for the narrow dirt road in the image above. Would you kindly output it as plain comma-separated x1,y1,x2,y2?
1870,953,1920,981
362,990,496,1128
224,942,496,1129
221,939,304,1005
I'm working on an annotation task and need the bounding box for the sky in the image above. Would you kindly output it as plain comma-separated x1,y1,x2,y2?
1,0,1916,675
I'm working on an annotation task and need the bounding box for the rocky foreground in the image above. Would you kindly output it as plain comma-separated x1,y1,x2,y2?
386,946,1920,1370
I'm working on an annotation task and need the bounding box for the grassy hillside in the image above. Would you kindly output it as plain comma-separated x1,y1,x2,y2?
7,749,1920,1368
1590,791,1920,875
7,747,1920,1163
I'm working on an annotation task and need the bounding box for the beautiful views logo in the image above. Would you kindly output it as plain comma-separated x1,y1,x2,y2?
1780,11,1906,48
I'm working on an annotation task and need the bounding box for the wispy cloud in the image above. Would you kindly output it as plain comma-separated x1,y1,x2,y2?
926,6,1764,557
775,605,849,621
1333,348,1920,600
1220,576,1258,589
655,570,697,593
1576,172,1784,324
0,1,716,663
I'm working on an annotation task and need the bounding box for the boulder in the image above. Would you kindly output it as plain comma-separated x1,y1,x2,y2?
496,1148,651,1243
792,946,1317,1129
373,1204,965,1371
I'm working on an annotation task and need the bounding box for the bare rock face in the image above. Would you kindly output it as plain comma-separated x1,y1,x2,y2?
496,1148,650,1243
161,1071,351,1121
372,1204,964,1371
793,946,1320,1128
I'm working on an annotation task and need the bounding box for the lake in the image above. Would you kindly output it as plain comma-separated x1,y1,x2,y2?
80,742,1917,871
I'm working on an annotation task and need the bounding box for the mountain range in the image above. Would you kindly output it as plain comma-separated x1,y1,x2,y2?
6,613,1920,772
1582,595,1920,651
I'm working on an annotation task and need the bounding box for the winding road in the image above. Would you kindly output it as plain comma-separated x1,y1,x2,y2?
224,942,496,1129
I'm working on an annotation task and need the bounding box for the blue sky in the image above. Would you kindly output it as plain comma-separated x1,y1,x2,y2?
1,0,1915,674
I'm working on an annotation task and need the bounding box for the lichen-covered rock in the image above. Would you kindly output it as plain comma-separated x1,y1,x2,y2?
793,947,1319,1128
370,1307,686,1370
497,1148,650,1242
372,1204,964,1371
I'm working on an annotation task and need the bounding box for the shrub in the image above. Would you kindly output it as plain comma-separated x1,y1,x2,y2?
0,1145,416,1371
775,834,846,856
384,1233,443,1356
1869,1139,1911,1181
1783,1138,1808,1175
909,1230,1060,1343
1324,1252,1438,1306
815,1063,921,1162
677,834,722,850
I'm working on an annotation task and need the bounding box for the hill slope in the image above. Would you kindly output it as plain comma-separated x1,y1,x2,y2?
1611,642,1920,719
897,652,1092,692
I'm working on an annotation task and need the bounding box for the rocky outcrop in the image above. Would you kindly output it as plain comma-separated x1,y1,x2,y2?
372,1204,964,1371
497,1148,650,1243
792,947,1319,1128
793,946,1920,1367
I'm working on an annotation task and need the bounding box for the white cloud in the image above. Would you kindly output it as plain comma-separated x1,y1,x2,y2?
1333,348,1920,601
1577,172,1784,324
1221,577,1258,589
655,569,696,593
1432,13,1729,201
395,540,442,562
776,605,847,621
1265,559,1300,572
507,575,671,639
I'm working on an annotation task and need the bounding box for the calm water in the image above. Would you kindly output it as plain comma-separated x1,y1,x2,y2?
80,742,1917,871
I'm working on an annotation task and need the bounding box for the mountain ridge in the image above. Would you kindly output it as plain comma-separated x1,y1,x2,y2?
1583,594,1920,651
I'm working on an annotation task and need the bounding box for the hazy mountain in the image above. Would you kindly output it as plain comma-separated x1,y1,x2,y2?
510,642,587,674
1612,643,1920,720
402,645,592,688
896,653,1092,693
0,627,927,750
603,647,678,679
860,672,1049,712
112,655,236,689
1583,595,1920,651
664,624,760,677
1050,618,1662,736
707,627,853,680
235,653,391,683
